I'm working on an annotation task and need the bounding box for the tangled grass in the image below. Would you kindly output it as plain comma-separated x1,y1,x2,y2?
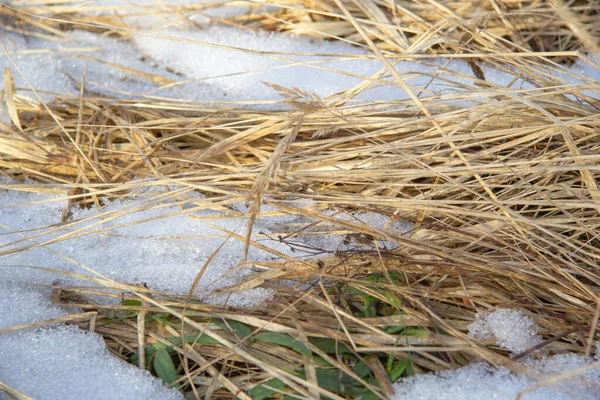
1,0,600,398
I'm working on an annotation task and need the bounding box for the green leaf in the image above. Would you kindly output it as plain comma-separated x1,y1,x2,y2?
153,349,180,388
212,319,253,340
404,328,429,338
246,378,287,400
312,368,356,394
352,361,373,379
152,342,169,351
364,296,378,318
315,368,341,393
383,291,402,308
345,386,367,397
168,331,221,346
149,313,178,327
122,299,142,307
130,332,220,368
386,352,395,372
130,341,168,367
308,338,351,355
358,391,382,400
364,273,383,283
348,286,368,297
254,332,311,358
387,359,412,381
383,325,406,334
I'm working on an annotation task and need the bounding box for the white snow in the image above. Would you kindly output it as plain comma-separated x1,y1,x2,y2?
0,284,67,329
392,355,600,400
0,325,183,400
469,309,542,354
0,183,294,305
2,15,570,115
0,183,290,399
0,282,182,399
0,182,416,398
290,207,414,252
0,183,297,399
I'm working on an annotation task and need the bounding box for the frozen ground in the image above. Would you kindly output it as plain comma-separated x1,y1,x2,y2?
1,1,600,399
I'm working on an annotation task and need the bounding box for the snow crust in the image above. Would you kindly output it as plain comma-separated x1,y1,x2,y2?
0,284,67,329
0,184,285,399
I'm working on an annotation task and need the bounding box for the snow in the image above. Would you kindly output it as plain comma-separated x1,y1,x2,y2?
0,282,182,399
2,13,561,114
0,184,411,302
0,284,67,329
288,207,414,252
2,5,598,122
0,183,414,398
0,183,294,305
0,326,182,400
469,309,542,355
0,183,289,399
392,355,600,400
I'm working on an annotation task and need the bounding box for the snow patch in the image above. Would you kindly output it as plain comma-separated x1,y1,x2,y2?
392,356,600,400
469,308,542,354
0,325,182,400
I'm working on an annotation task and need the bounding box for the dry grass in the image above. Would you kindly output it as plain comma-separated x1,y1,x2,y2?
1,0,600,398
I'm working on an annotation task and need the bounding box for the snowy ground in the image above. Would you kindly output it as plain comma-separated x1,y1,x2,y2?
1,1,600,399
